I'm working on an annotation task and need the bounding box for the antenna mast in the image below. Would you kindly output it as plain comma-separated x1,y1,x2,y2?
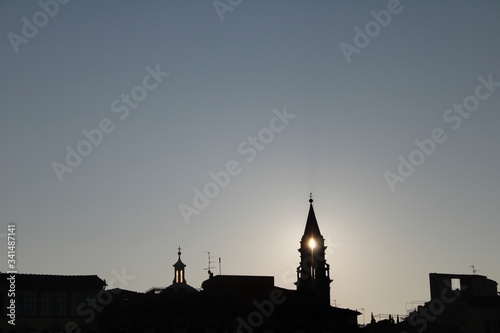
469,265,479,275
203,251,215,277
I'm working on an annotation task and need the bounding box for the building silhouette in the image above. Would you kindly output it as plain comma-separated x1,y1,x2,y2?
0,273,106,332
363,272,500,333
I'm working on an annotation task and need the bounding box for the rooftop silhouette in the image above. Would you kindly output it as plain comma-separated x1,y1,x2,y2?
1,195,499,332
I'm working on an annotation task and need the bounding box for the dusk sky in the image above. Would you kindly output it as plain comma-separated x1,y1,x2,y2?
1,0,500,318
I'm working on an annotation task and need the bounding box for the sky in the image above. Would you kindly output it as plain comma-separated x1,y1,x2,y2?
1,0,500,319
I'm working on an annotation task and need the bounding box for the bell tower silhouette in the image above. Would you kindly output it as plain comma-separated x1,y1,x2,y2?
173,246,186,284
295,194,332,305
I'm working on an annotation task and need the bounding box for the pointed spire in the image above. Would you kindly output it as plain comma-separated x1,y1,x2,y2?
303,193,321,237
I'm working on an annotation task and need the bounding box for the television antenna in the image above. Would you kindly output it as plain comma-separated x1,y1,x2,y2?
469,265,479,275
203,251,215,277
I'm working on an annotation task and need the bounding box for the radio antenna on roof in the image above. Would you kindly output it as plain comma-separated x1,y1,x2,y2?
203,251,215,277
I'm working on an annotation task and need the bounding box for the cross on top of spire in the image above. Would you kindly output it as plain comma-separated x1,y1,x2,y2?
303,193,321,237
174,246,186,270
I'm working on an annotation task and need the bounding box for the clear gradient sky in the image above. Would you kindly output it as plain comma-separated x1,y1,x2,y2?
1,0,500,318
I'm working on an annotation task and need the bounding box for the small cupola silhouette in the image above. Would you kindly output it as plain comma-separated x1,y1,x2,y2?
295,194,332,305
161,247,198,295
173,246,186,284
